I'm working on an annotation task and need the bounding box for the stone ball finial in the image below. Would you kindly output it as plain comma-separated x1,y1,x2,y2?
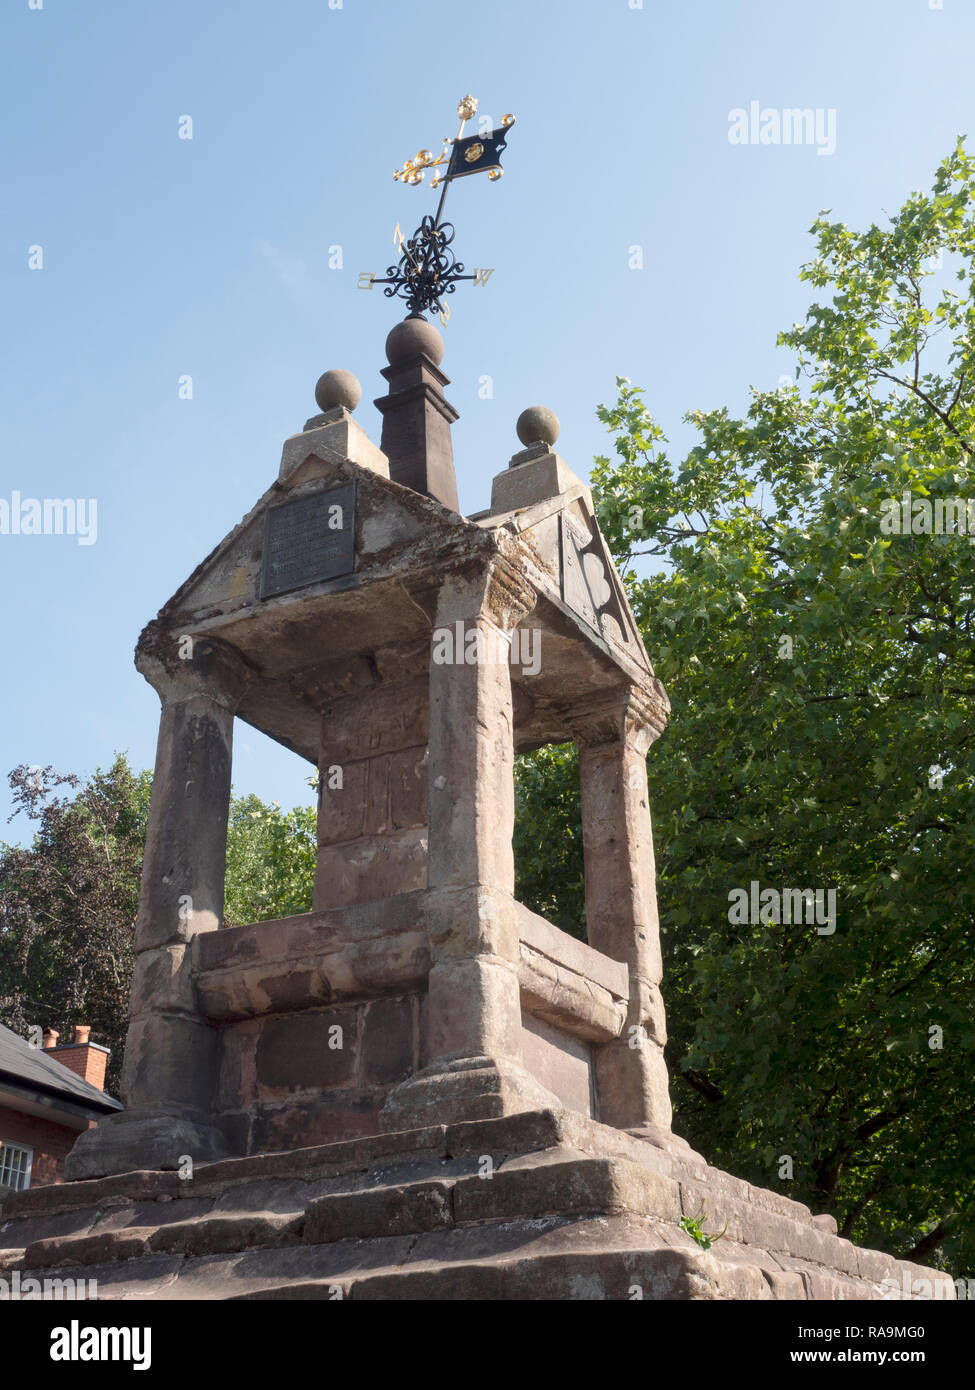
386,316,444,368
315,369,361,413
516,406,560,449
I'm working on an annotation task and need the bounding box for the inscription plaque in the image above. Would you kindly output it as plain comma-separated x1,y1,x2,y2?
260,484,356,599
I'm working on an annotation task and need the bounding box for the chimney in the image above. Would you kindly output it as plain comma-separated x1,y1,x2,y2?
42,1028,59,1050
46,1024,109,1092
373,317,460,511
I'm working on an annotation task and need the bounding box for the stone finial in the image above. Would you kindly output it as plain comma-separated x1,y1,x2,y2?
516,406,560,450
385,316,445,368
315,369,362,414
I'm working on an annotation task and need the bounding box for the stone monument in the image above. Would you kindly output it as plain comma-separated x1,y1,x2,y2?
0,93,953,1293
0,323,951,1299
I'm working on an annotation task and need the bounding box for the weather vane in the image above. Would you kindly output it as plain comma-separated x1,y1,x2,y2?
358,95,515,324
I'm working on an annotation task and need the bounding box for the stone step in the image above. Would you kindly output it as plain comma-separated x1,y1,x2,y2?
0,1108,955,1301
0,1109,566,1226
22,1213,304,1269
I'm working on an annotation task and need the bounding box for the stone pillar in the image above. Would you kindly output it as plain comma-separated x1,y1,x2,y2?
65,639,249,1179
380,557,559,1129
373,317,460,511
573,688,673,1135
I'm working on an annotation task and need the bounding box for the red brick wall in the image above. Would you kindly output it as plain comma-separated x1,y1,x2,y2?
48,1044,108,1091
0,1104,82,1188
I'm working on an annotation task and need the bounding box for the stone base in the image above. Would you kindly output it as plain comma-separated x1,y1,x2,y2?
378,1054,564,1132
1,1109,952,1302
63,1106,229,1181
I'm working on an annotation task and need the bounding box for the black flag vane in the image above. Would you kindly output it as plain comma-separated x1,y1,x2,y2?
358,95,515,324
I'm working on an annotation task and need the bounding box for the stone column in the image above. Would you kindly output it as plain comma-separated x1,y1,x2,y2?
65,638,249,1179
381,556,559,1129
373,317,460,511
573,688,673,1135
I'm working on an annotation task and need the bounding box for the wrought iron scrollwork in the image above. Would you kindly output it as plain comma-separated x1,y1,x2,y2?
380,216,471,319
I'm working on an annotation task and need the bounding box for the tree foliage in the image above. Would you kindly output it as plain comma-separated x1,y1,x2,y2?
0,757,148,1092
515,140,975,1274
0,759,317,1092
224,786,318,927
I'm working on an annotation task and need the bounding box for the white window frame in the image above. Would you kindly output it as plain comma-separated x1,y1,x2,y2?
0,1139,34,1192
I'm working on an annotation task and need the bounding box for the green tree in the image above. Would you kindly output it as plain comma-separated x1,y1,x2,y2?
0,757,149,1091
224,785,318,926
517,140,975,1275
0,758,317,1091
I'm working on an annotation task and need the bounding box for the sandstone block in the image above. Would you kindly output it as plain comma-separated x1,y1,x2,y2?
304,1181,452,1244
24,1226,153,1269
453,1156,681,1226
254,1008,358,1096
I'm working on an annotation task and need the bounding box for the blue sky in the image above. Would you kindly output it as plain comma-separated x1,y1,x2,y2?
1,0,971,836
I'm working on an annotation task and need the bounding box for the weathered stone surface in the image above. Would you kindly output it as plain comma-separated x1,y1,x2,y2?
24,1226,153,1269
453,1156,682,1226
381,1055,560,1133
149,1212,301,1257
517,904,628,995
444,1108,566,1159
388,746,428,828
314,828,428,909
315,760,368,844
321,676,429,763
489,451,587,516
2,1111,950,1302
573,698,672,1131
278,414,389,486
520,1014,594,1118
65,1107,227,1182
354,1246,769,1302
196,909,429,1023
254,1009,358,1095
359,996,416,1086
245,1093,383,1152
518,943,625,1043
595,1036,673,1135
305,1180,452,1244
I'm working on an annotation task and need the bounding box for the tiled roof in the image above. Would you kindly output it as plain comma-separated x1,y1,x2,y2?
0,1023,122,1114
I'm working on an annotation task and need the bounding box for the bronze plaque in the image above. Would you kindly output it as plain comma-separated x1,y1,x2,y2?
260,485,355,599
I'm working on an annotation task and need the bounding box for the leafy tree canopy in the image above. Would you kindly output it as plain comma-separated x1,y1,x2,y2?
515,139,975,1276
0,759,317,1091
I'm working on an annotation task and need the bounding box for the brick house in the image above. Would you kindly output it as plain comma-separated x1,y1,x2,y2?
0,1023,122,1192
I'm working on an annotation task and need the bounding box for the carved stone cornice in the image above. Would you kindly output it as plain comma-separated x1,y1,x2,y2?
568,681,670,754
402,552,537,634
136,624,258,711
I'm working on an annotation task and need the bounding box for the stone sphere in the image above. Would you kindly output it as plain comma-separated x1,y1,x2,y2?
315,369,361,413
516,405,560,449
385,316,444,368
